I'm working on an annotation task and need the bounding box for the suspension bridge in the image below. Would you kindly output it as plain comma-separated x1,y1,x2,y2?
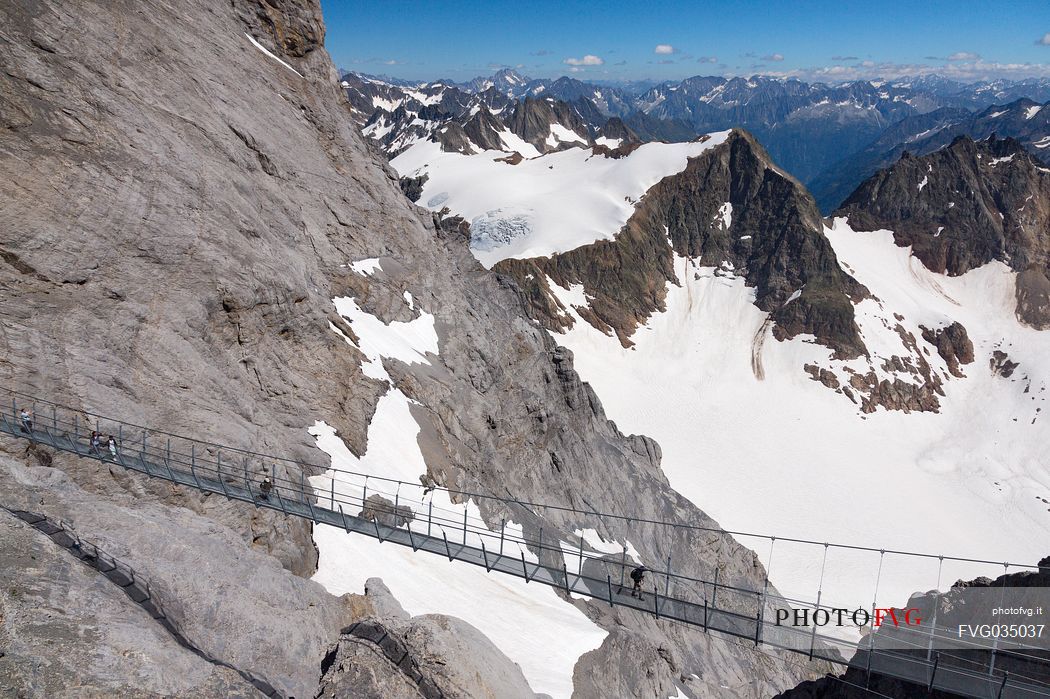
1,388,1047,698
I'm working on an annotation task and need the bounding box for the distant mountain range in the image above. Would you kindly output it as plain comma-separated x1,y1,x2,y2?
345,68,1050,212
811,98,1050,210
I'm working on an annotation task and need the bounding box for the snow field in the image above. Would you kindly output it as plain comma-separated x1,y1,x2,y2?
391,132,732,267
543,228,1050,628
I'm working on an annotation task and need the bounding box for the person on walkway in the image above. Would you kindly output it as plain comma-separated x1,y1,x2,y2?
19,409,33,434
630,565,648,600
260,477,273,501
107,435,118,461
89,431,102,456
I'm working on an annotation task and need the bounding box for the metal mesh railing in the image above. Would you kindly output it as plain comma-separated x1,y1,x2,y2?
1,387,1048,698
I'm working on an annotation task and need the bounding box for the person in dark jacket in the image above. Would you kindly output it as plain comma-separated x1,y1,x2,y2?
89,431,102,456
630,565,647,599
260,477,273,501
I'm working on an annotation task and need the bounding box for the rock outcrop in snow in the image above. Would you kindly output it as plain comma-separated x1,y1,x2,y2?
837,134,1050,329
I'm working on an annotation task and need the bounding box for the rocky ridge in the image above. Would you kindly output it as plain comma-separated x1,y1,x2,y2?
496,130,869,358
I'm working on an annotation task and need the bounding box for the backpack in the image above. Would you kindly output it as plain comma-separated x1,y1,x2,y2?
630,567,644,583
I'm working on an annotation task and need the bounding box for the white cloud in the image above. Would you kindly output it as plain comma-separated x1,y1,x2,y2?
947,51,981,61
762,53,785,62
697,56,718,63
563,54,604,66
1038,33,1050,46
761,58,1050,83
654,44,676,55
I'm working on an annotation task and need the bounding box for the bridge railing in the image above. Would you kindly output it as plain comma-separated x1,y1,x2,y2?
3,387,1049,696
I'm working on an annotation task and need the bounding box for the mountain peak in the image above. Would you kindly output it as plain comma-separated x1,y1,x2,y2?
837,133,1050,328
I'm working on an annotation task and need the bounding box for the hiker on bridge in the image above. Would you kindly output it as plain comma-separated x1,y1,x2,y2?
19,408,33,434
89,431,102,456
106,435,118,461
419,473,436,497
630,565,648,600
260,476,273,501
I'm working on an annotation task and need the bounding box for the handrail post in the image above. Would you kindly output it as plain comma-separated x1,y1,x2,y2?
373,516,383,543
578,536,585,576
482,541,490,571
712,566,720,609
996,672,1008,699
338,504,349,533
462,508,468,545
274,486,289,515
443,531,452,561
620,542,627,589
654,583,660,619
664,553,672,599
562,562,571,594
521,551,530,582
427,500,433,538
330,476,335,510
190,443,201,489
607,574,614,607
927,652,940,693
70,416,82,456
499,518,505,557
217,452,230,498
703,597,709,631
407,523,417,551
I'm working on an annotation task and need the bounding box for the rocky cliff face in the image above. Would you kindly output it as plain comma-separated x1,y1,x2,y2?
497,130,869,359
504,97,591,151
837,134,1050,328
0,0,821,696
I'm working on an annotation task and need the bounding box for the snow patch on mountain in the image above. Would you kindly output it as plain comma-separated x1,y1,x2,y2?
311,283,607,698
330,296,436,382
390,132,731,267
717,202,733,229
244,33,303,78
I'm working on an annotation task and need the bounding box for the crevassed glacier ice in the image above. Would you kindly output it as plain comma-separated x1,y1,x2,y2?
469,209,533,252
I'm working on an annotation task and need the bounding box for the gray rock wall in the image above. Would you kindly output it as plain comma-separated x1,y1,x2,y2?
0,0,826,695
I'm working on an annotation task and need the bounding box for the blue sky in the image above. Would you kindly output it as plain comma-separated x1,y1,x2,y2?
320,0,1050,83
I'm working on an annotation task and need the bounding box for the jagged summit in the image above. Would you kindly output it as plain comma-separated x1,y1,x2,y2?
837,133,1050,327
497,129,868,358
